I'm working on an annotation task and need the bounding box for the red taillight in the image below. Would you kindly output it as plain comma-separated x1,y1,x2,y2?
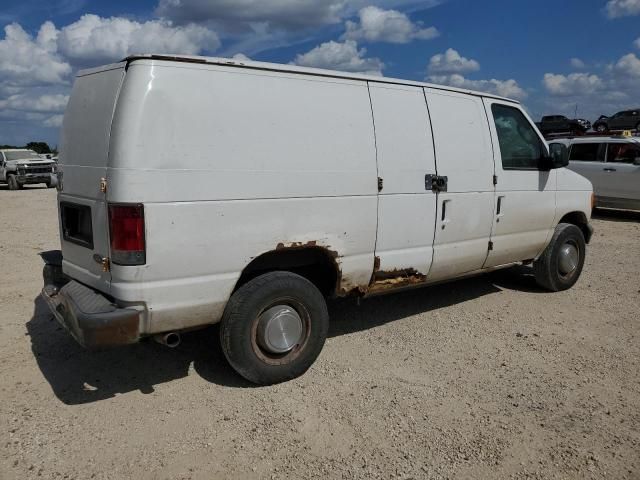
108,204,146,265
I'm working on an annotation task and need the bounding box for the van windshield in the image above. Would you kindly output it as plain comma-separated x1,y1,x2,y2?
4,150,42,161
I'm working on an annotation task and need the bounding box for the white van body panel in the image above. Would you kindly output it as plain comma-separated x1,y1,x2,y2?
424,88,495,281
106,61,377,331
555,168,595,222
56,56,594,336
368,83,437,280
58,64,125,292
482,98,558,266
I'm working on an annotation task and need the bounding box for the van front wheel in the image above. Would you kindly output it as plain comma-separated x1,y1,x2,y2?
533,223,586,292
220,271,329,385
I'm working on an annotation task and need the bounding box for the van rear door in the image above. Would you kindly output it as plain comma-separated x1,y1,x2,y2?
58,63,125,293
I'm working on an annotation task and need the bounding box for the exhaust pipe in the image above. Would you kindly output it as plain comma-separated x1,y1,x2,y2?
154,332,181,348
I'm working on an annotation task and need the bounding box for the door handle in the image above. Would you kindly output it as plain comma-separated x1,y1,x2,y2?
603,167,616,172
441,199,451,229
496,195,505,220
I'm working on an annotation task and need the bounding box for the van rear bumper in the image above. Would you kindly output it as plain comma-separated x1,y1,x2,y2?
40,250,140,349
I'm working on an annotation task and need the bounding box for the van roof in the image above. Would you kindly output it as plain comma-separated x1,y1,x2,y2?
77,54,521,104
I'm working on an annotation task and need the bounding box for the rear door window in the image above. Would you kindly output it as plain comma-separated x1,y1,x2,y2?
606,143,640,164
569,143,605,162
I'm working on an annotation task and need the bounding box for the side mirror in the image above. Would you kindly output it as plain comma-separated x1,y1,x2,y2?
547,143,569,169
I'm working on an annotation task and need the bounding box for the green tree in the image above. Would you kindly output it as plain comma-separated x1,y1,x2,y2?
25,142,52,154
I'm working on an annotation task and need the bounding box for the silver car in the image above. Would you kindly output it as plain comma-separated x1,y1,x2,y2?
551,136,640,210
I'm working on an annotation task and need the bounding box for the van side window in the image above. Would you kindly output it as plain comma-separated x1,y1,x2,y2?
569,143,606,162
607,143,640,164
491,104,543,169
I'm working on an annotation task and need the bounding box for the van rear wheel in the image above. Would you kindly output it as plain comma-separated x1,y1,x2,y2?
220,271,329,385
533,223,586,292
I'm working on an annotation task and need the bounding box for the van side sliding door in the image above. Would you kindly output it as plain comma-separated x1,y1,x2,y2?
482,98,557,267
423,88,495,281
368,83,438,278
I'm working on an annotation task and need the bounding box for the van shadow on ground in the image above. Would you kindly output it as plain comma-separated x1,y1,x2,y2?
0,185,48,191
27,266,543,405
592,208,640,223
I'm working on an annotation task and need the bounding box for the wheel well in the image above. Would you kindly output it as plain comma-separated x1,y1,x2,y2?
234,247,340,297
559,212,592,243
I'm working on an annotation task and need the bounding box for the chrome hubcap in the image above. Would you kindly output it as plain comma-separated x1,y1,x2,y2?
558,242,579,276
257,305,303,354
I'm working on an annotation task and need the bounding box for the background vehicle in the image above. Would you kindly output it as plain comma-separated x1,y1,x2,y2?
42,55,593,385
0,149,57,190
536,115,590,136
592,109,640,133
551,135,640,210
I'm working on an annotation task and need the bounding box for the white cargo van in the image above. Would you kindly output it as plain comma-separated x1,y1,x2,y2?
41,55,594,385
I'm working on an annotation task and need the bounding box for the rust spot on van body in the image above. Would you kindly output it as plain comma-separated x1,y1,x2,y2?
368,268,427,293
276,240,319,251
366,256,427,294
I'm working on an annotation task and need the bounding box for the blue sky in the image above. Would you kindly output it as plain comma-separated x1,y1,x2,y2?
1,0,639,147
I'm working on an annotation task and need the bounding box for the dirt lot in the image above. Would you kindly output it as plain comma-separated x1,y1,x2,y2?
0,186,639,480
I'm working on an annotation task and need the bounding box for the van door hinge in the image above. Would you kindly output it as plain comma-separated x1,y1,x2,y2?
100,177,107,193
488,241,494,251
378,177,383,192
493,175,498,186
425,174,448,193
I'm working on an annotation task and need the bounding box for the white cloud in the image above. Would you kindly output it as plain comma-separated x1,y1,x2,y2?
43,114,64,128
231,53,251,61
57,14,220,65
0,93,69,112
635,37,640,49
542,72,604,96
293,40,384,76
570,57,586,69
156,0,346,31
428,73,527,100
0,23,71,86
538,50,640,121
343,6,438,44
605,0,640,18
428,48,480,75
156,0,442,35
613,52,640,77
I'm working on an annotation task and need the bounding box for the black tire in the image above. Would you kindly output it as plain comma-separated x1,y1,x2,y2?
595,124,608,133
7,175,19,191
636,122,640,132
533,223,586,292
220,271,329,385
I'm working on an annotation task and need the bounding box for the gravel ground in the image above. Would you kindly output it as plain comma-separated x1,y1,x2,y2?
1,186,639,480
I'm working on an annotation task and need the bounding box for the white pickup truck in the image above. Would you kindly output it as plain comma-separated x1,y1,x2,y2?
1,149,57,190
41,55,594,385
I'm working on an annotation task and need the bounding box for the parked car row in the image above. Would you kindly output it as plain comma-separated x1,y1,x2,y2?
551,135,640,210
539,109,640,136
0,149,58,190
536,115,591,136
592,109,640,133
